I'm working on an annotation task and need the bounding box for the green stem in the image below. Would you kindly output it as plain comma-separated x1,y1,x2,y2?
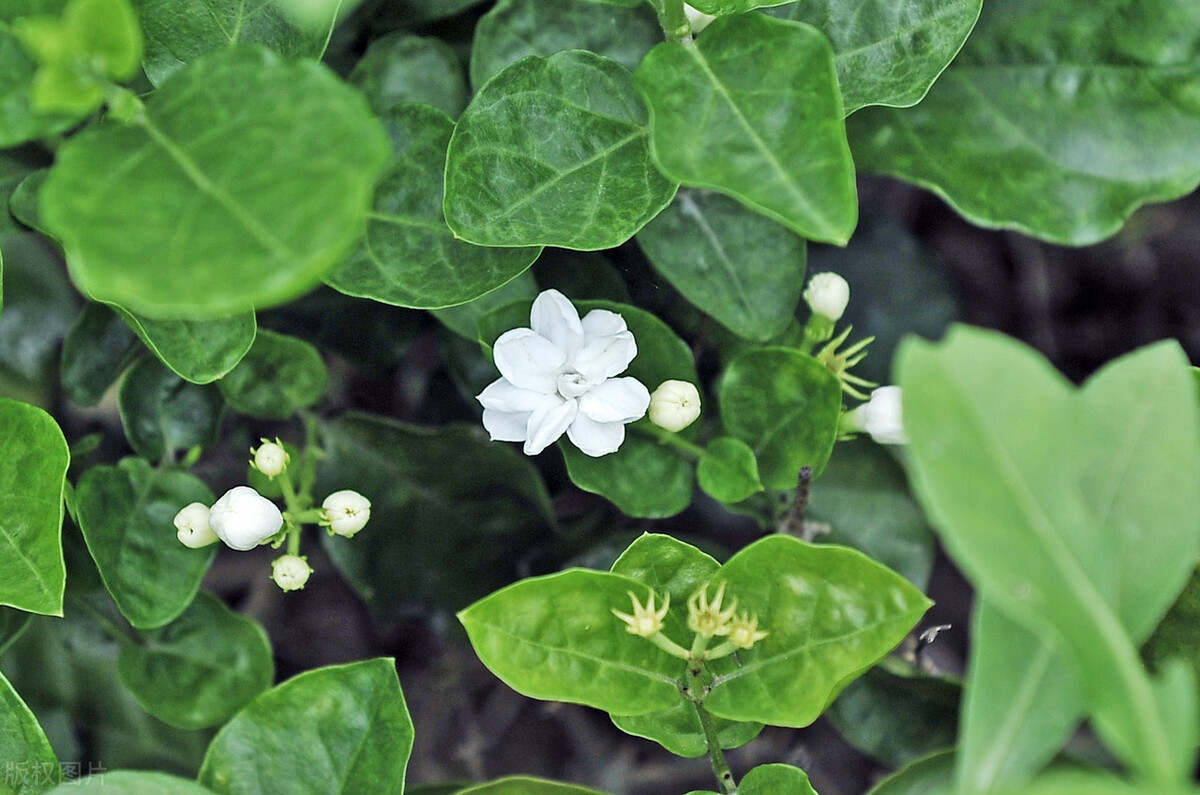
687,679,737,793
652,0,691,42
634,422,706,460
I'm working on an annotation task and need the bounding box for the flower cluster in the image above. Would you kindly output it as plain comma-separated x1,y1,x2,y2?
172,439,371,592
612,581,769,663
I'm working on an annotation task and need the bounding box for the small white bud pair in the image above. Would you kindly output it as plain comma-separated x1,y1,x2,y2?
173,486,283,551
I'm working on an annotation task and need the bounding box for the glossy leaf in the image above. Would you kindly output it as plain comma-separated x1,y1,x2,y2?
738,764,818,795
458,569,684,715
697,436,763,504
456,779,607,795
117,591,273,730
0,668,60,793
60,303,141,405
703,536,930,726
444,50,676,250
848,0,1200,245
635,14,857,244
0,25,76,148
348,31,469,118
118,356,224,460
316,415,554,617
116,306,255,385
867,749,955,795
200,658,413,795
0,398,68,615
74,458,215,629
132,0,335,86
718,347,842,488
636,189,805,341
216,329,326,419
325,103,539,309
47,771,216,793
470,0,661,88
41,46,390,319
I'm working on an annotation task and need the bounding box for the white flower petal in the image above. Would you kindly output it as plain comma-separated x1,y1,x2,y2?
477,378,547,413
567,414,626,457
482,408,531,442
581,309,627,342
574,331,637,383
493,328,565,393
530,289,584,359
578,377,650,423
525,396,578,455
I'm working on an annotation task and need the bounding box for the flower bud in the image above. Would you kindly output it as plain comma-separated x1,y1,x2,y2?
321,490,371,538
174,502,218,548
803,272,850,321
251,440,288,479
209,486,284,551
648,380,702,433
271,554,312,592
841,386,907,445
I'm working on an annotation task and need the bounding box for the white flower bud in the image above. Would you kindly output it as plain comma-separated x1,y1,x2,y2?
842,386,907,445
803,272,850,321
648,380,702,433
321,490,371,538
174,502,218,548
684,3,716,34
209,486,284,551
271,554,312,592
251,440,288,479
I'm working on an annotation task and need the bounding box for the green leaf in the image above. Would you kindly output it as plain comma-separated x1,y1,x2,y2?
635,14,857,245
132,0,336,85
60,303,141,405
0,668,60,793
116,305,256,384
349,31,469,118
0,606,32,654
687,0,792,12
40,45,390,319
65,0,142,79
718,347,842,489
455,779,607,795
0,399,68,616
216,329,326,419
459,569,684,715
444,50,676,250
199,658,413,795
324,103,540,309
0,25,77,147
703,536,931,726
117,591,273,730
848,0,1200,245
118,356,224,460
1,151,45,235
867,749,955,795
316,415,554,617
636,188,805,341
47,771,217,793
430,270,538,340
737,764,818,795
470,0,661,89
767,0,981,114
0,233,77,391
1144,569,1200,707
74,458,215,629
697,436,763,504
375,0,486,25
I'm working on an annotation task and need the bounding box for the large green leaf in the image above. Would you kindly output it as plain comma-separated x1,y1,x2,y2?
199,658,413,795
634,14,857,244
0,399,68,616
718,347,842,488
0,668,60,793
316,415,554,618
40,45,390,319
74,458,215,629
117,591,273,730
132,0,336,86
848,0,1200,245
458,569,684,715
47,771,216,793
348,31,469,118
636,188,805,341
118,357,224,460
470,0,661,88
703,536,931,727
898,327,1200,783
216,329,326,419
324,103,540,309
116,306,256,384
444,50,676,250
60,303,141,405
767,0,982,114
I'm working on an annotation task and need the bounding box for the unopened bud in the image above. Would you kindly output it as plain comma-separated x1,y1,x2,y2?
271,555,312,592
803,272,850,321
321,490,371,538
251,439,289,479
648,380,701,433
174,502,218,548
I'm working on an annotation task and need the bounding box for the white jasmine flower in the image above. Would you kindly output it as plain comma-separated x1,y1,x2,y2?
208,486,284,551
841,386,907,444
251,439,288,479
648,380,701,432
271,554,312,591
321,489,371,538
803,272,850,321
684,3,716,34
174,502,218,548
477,289,651,457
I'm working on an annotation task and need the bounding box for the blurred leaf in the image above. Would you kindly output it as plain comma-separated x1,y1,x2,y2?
455,779,607,795
532,249,630,304
430,270,537,340
199,658,413,795
697,436,763,504
445,50,676,250
737,764,818,795
0,26,77,147
0,234,76,395
1,150,45,235
1144,568,1200,702
349,31,468,118
376,0,485,25
60,303,140,405
116,306,256,385
867,749,955,795
118,357,224,460
217,329,326,419
47,771,216,793
0,668,60,793
0,607,32,655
